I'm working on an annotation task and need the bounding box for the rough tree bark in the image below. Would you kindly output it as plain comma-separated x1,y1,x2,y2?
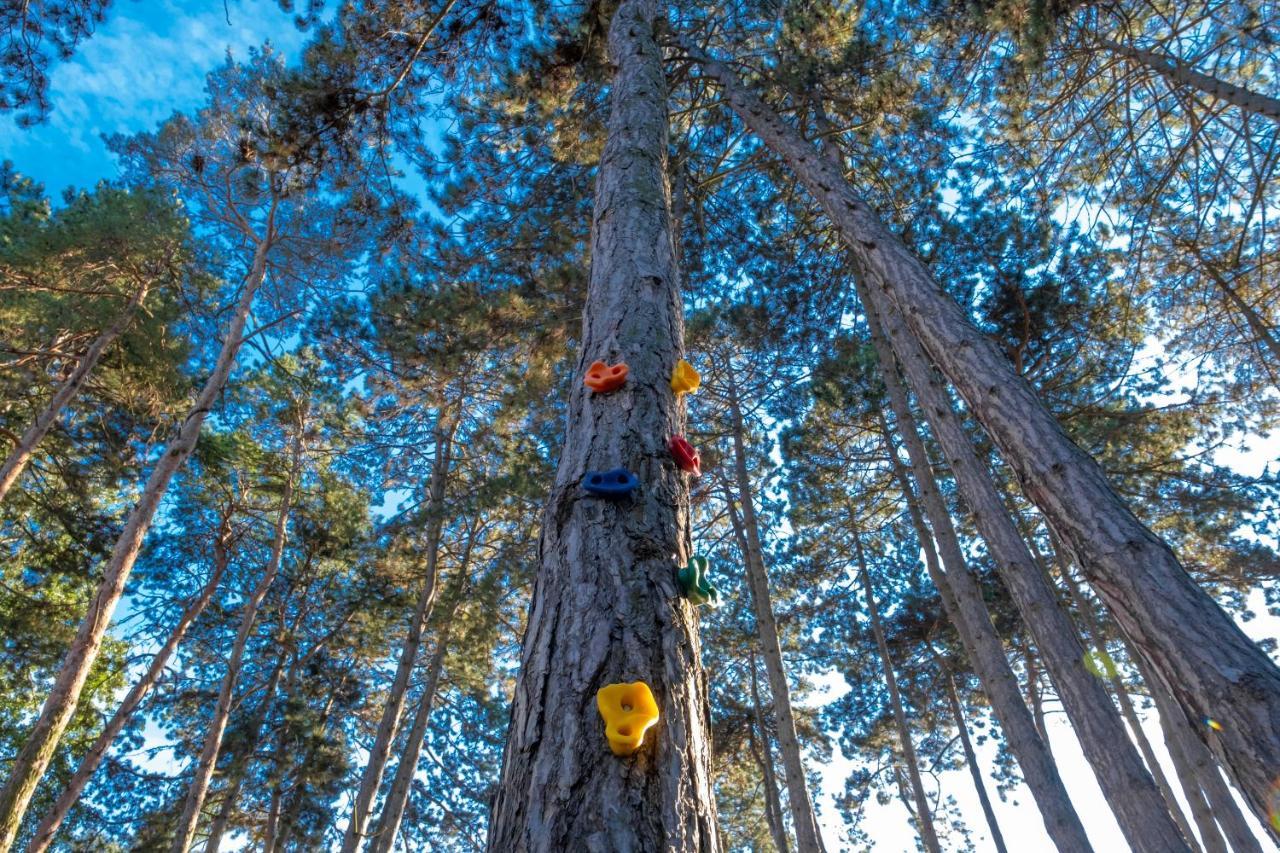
686,48,1280,829
1045,536,1201,848
867,287,1092,850
1099,39,1280,121
0,279,150,505
748,653,790,853
486,1,719,848
722,365,826,853
0,219,277,849
170,412,302,853
940,663,1009,853
366,532,475,853
26,511,233,853
866,291,1188,852
854,535,941,853
340,416,455,853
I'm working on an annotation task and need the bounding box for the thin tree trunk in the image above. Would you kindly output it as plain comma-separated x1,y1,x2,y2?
170,411,302,853
367,535,475,853
202,651,288,853
868,325,1092,851
748,653,790,853
690,48,1280,826
1141,656,1229,853
1199,259,1280,372
854,535,941,853
940,666,1008,853
487,1,718,847
0,225,277,849
340,418,455,853
1100,39,1280,121
1049,540,1201,849
1127,628,1263,853
1019,638,1049,751
0,279,150,505
722,366,826,853
26,513,232,853
865,289,1187,852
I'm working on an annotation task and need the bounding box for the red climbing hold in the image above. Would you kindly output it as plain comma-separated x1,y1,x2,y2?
668,435,701,476
584,360,628,393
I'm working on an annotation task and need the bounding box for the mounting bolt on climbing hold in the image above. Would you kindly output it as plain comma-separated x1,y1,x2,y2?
584,360,629,393
668,435,701,476
582,467,639,498
678,555,720,608
671,359,700,396
597,681,660,756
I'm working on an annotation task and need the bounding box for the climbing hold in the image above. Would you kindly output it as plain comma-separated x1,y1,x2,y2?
670,359,700,395
582,467,639,498
678,555,720,608
584,360,629,393
597,681,660,756
668,435,701,476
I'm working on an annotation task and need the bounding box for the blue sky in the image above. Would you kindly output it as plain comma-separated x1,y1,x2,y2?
0,0,306,194
6,3,1278,850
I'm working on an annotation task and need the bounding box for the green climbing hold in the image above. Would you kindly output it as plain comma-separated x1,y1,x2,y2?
678,556,721,608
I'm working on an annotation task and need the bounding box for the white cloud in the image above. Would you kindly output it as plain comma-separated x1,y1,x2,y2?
0,0,307,191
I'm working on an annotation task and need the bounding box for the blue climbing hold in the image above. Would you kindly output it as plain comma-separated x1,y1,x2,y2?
583,467,639,498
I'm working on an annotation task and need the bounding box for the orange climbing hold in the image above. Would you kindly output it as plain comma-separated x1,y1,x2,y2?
671,359,700,395
584,360,629,393
597,681,660,756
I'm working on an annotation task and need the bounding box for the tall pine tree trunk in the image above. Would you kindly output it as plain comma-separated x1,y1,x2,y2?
865,291,1187,851
1098,40,1280,121
1047,537,1201,848
367,537,474,853
748,653,791,853
26,514,233,853
722,366,826,853
854,536,941,853
202,653,289,853
340,417,454,852
0,224,277,849
487,2,718,847
170,413,301,853
0,278,149,505
940,665,1008,853
866,286,1092,850
686,47,1280,831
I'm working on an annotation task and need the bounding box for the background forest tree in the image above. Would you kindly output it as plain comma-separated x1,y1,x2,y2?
0,0,1278,850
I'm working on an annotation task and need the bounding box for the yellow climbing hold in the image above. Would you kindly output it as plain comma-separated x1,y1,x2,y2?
597,681,660,756
671,359,700,395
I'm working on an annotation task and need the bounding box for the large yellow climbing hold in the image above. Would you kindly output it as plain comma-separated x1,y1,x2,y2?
671,359,700,396
597,681,660,756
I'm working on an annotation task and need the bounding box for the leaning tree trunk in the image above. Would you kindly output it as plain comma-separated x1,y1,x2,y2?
0,224,277,849
748,653,791,853
940,665,1009,853
1046,537,1201,848
26,515,233,853
723,367,826,853
340,417,455,853
1098,39,1280,121
686,48,1280,832
170,414,301,853
367,540,474,853
865,291,1187,852
867,298,1092,850
202,650,289,853
486,1,718,848
0,278,150,505
855,536,941,853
